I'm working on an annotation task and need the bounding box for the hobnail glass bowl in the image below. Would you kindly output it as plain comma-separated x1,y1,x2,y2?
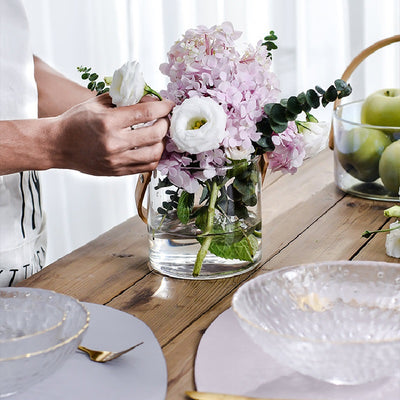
232,260,400,385
0,288,89,397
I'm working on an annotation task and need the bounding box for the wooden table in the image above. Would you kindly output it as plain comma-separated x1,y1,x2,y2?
19,149,400,399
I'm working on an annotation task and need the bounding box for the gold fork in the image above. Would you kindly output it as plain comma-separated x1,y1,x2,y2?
78,341,144,362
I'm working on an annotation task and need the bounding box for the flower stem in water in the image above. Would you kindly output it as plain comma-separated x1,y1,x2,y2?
193,181,219,276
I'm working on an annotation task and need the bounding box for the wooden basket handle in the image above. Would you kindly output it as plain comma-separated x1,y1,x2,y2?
329,34,400,149
134,154,270,224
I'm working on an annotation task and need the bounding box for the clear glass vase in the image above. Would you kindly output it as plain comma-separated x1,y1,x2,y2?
147,157,262,280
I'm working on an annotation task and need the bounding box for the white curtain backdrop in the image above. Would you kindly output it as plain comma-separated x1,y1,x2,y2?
22,0,400,264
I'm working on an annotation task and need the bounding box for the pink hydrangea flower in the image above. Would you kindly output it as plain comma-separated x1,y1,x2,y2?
158,22,305,188
268,121,306,174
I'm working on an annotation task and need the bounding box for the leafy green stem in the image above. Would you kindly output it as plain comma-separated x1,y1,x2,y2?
193,181,219,276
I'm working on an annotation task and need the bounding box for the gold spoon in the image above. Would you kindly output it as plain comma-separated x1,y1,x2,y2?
78,341,143,362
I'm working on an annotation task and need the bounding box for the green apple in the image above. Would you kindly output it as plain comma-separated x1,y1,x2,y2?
337,126,391,182
379,140,400,193
361,88,400,127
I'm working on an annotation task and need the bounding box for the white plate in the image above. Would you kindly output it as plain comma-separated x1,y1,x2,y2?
195,308,400,400
12,302,167,400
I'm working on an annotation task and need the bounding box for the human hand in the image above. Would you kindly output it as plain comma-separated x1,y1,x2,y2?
53,94,174,176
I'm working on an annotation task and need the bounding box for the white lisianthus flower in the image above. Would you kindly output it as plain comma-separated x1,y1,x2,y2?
109,61,146,107
385,220,400,258
226,145,254,160
297,120,329,159
170,97,228,154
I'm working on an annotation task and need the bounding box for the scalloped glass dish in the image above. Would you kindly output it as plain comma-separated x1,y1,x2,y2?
0,288,90,398
232,261,400,385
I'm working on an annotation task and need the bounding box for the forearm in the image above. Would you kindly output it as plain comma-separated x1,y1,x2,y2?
0,117,60,175
0,95,174,177
33,55,95,118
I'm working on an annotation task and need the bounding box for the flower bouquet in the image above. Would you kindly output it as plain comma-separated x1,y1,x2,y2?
79,22,351,279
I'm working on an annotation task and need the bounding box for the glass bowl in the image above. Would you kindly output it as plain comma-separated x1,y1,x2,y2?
0,288,89,397
232,261,400,385
0,288,68,359
333,100,400,201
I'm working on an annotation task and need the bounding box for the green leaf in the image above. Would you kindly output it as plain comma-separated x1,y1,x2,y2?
285,108,297,121
207,233,259,261
255,134,275,152
342,84,352,97
324,85,338,102
263,103,274,115
287,96,303,114
81,73,89,80
297,92,307,106
89,73,99,81
269,103,287,123
96,81,105,91
264,31,278,41
306,89,320,108
243,193,258,207
233,179,251,196
256,118,273,135
280,98,288,107
199,186,209,204
334,79,348,91
177,191,194,224
195,205,207,226
321,97,329,107
270,120,288,133
87,81,96,90
155,177,172,189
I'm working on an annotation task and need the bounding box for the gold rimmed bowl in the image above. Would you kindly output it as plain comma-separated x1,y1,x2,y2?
0,288,89,397
232,261,400,385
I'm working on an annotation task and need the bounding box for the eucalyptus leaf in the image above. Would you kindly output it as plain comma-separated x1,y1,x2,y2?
280,98,288,107
285,108,297,121
270,120,288,133
334,79,348,91
270,103,288,123
89,73,99,81
297,92,307,105
287,96,303,114
324,85,338,102
255,134,275,152
306,89,320,108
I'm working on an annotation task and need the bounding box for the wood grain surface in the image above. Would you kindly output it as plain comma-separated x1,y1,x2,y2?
18,149,400,399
